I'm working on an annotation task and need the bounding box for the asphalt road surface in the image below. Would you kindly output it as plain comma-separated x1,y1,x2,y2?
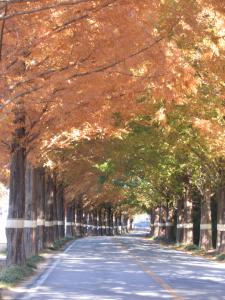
19,233,225,300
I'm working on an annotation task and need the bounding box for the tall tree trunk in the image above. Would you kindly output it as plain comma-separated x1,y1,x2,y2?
88,212,94,235
176,198,184,243
66,205,73,237
123,215,128,234
6,109,26,266
183,184,193,244
109,208,114,235
52,175,59,242
86,212,90,235
24,163,37,258
217,184,225,252
57,183,65,239
129,217,133,231
102,209,106,235
199,188,212,250
75,200,83,236
36,168,45,252
113,213,117,235
149,209,155,237
44,173,54,247
153,207,160,238
98,209,103,236
72,202,75,236
158,205,166,238
117,213,122,235
93,209,98,235
56,183,65,240
165,204,175,242
121,215,125,234
83,210,88,236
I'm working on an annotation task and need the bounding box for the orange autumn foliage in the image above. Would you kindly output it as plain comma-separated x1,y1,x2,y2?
0,0,224,202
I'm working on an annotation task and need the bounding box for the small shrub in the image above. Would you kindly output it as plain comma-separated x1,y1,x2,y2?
153,236,167,243
48,237,73,251
26,255,44,269
0,265,33,284
0,255,44,285
216,253,225,261
185,244,200,251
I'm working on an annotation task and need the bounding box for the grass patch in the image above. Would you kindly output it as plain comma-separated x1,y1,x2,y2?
216,253,225,261
174,243,184,249
0,265,33,284
184,244,200,251
0,255,44,286
48,237,74,251
26,255,44,269
153,236,168,243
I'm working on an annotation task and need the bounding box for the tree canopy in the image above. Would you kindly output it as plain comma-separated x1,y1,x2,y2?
0,0,225,212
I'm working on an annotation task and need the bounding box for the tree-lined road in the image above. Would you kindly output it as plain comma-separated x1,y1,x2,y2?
18,234,225,300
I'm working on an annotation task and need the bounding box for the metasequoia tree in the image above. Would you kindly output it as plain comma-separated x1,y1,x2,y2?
0,0,171,265
0,0,224,264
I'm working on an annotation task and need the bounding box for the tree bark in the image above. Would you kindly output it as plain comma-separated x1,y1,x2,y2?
183,184,193,244
117,213,122,235
24,163,37,258
199,188,212,250
44,173,54,247
66,205,73,237
56,183,65,240
75,200,83,236
129,217,133,231
149,209,155,237
72,202,75,236
52,175,59,241
165,205,175,242
176,198,184,243
102,209,106,235
83,210,88,236
158,205,166,238
93,209,98,235
113,213,118,235
108,207,113,235
123,215,128,234
153,207,160,238
98,209,103,236
36,168,45,252
6,109,26,266
217,184,225,252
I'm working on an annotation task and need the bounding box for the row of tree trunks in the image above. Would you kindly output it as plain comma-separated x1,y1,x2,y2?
6,159,66,266
150,183,225,252
151,198,194,245
72,203,129,237
217,184,225,252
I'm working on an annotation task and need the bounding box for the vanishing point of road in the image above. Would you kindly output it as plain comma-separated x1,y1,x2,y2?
17,233,225,300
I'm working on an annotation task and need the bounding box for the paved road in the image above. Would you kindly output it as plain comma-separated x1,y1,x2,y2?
19,234,225,300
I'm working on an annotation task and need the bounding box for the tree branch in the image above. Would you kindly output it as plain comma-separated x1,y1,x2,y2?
0,0,91,21
0,3,7,60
